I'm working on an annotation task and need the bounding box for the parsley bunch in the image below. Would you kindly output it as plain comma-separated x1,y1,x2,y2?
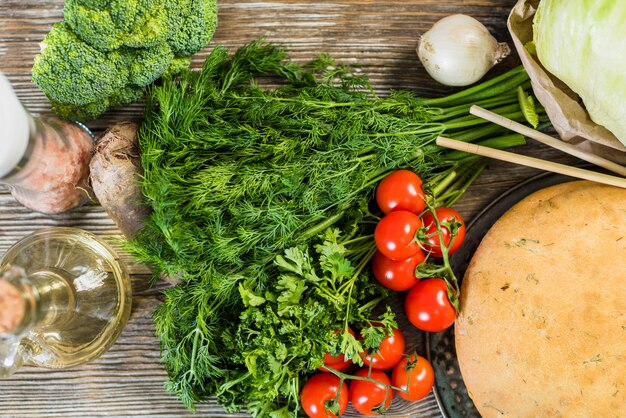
230,229,393,416
127,39,533,415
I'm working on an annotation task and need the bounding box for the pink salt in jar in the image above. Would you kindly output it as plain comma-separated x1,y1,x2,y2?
0,72,95,214
2,117,95,213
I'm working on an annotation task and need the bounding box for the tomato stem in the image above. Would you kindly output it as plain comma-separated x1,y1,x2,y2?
323,365,409,394
423,201,461,312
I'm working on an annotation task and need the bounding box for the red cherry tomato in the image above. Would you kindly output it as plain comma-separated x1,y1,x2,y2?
391,354,434,401
320,355,352,372
372,250,424,291
301,373,349,418
374,211,423,260
420,207,466,258
361,327,405,370
376,170,426,215
320,328,355,372
405,278,456,332
348,368,393,415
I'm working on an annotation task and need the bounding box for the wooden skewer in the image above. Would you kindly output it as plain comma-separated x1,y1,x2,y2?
436,136,626,189
470,105,626,177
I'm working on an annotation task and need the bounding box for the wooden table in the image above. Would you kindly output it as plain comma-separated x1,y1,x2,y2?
0,1,580,416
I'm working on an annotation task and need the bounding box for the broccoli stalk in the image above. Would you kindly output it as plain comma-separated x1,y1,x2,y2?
32,0,218,121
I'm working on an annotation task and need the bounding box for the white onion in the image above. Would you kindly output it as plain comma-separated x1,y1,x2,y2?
416,14,510,87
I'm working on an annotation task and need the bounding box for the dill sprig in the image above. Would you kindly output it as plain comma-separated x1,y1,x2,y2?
126,39,533,415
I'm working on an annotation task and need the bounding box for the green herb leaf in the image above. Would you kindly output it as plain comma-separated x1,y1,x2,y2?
518,86,539,128
239,284,266,307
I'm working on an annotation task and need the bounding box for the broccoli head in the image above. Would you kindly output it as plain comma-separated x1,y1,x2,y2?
32,0,218,121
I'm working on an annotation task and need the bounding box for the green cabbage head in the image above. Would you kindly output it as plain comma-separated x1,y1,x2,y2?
533,0,626,146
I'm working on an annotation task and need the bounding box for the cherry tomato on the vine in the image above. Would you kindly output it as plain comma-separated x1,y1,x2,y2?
420,207,466,258
372,250,424,291
405,278,456,332
391,354,435,401
348,368,393,416
301,373,349,418
376,170,426,215
320,354,352,372
360,327,405,370
320,327,355,372
374,211,423,261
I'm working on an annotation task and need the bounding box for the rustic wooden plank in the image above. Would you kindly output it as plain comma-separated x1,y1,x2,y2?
0,0,586,417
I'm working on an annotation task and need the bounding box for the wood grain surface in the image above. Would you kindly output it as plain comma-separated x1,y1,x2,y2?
0,1,581,417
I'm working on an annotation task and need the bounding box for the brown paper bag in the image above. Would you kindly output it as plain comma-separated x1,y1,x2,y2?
507,0,626,163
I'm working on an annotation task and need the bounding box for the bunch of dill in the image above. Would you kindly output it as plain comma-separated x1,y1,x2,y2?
127,39,532,415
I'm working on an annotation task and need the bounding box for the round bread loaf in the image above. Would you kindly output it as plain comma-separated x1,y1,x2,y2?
455,181,625,417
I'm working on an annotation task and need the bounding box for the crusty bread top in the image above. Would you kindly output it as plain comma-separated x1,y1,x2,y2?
455,181,626,418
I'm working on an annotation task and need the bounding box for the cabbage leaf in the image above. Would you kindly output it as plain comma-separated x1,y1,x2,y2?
533,0,626,145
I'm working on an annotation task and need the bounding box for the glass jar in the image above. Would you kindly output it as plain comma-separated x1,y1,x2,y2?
0,72,95,214
0,227,132,377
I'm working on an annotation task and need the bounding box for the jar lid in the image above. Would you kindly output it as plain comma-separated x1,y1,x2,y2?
0,279,25,334
0,72,30,178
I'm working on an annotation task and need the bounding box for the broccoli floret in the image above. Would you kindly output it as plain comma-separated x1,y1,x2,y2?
34,24,170,121
51,86,144,121
163,56,192,78
111,0,170,49
64,0,169,50
32,22,128,106
63,0,124,51
126,44,174,86
50,85,145,121
165,0,219,56
109,85,145,108
32,0,218,120
50,99,109,121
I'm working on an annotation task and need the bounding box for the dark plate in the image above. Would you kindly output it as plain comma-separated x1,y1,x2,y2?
426,172,575,418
